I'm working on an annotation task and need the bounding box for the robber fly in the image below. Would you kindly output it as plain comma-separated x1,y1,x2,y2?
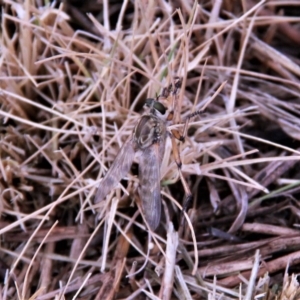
95,78,185,230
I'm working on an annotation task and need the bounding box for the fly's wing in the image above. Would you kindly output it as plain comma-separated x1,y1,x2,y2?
95,139,135,204
138,143,163,231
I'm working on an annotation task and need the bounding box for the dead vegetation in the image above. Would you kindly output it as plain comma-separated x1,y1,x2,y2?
1,0,300,299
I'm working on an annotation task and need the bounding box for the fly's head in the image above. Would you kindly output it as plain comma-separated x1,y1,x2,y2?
144,98,167,118
146,77,182,122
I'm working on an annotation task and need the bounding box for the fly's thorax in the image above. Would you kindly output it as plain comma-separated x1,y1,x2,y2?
134,115,166,150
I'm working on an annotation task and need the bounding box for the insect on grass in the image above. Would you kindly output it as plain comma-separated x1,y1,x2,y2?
95,78,202,230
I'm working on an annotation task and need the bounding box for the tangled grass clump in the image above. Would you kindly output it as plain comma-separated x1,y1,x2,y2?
1,1,300,299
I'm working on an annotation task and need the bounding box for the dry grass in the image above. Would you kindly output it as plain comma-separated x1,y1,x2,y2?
1,0,300,299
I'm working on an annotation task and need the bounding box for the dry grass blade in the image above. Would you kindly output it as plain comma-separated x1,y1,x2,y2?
1,0,300,299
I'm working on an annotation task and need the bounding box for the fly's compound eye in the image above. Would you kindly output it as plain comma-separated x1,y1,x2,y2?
145,98,166,115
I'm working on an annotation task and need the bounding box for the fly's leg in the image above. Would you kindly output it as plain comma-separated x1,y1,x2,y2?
161,77,182,98
173,109,204,143
163,77,204,226
169,132,193,228
169,109,204,230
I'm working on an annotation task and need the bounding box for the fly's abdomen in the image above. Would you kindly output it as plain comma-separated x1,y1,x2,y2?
138,144,162,230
